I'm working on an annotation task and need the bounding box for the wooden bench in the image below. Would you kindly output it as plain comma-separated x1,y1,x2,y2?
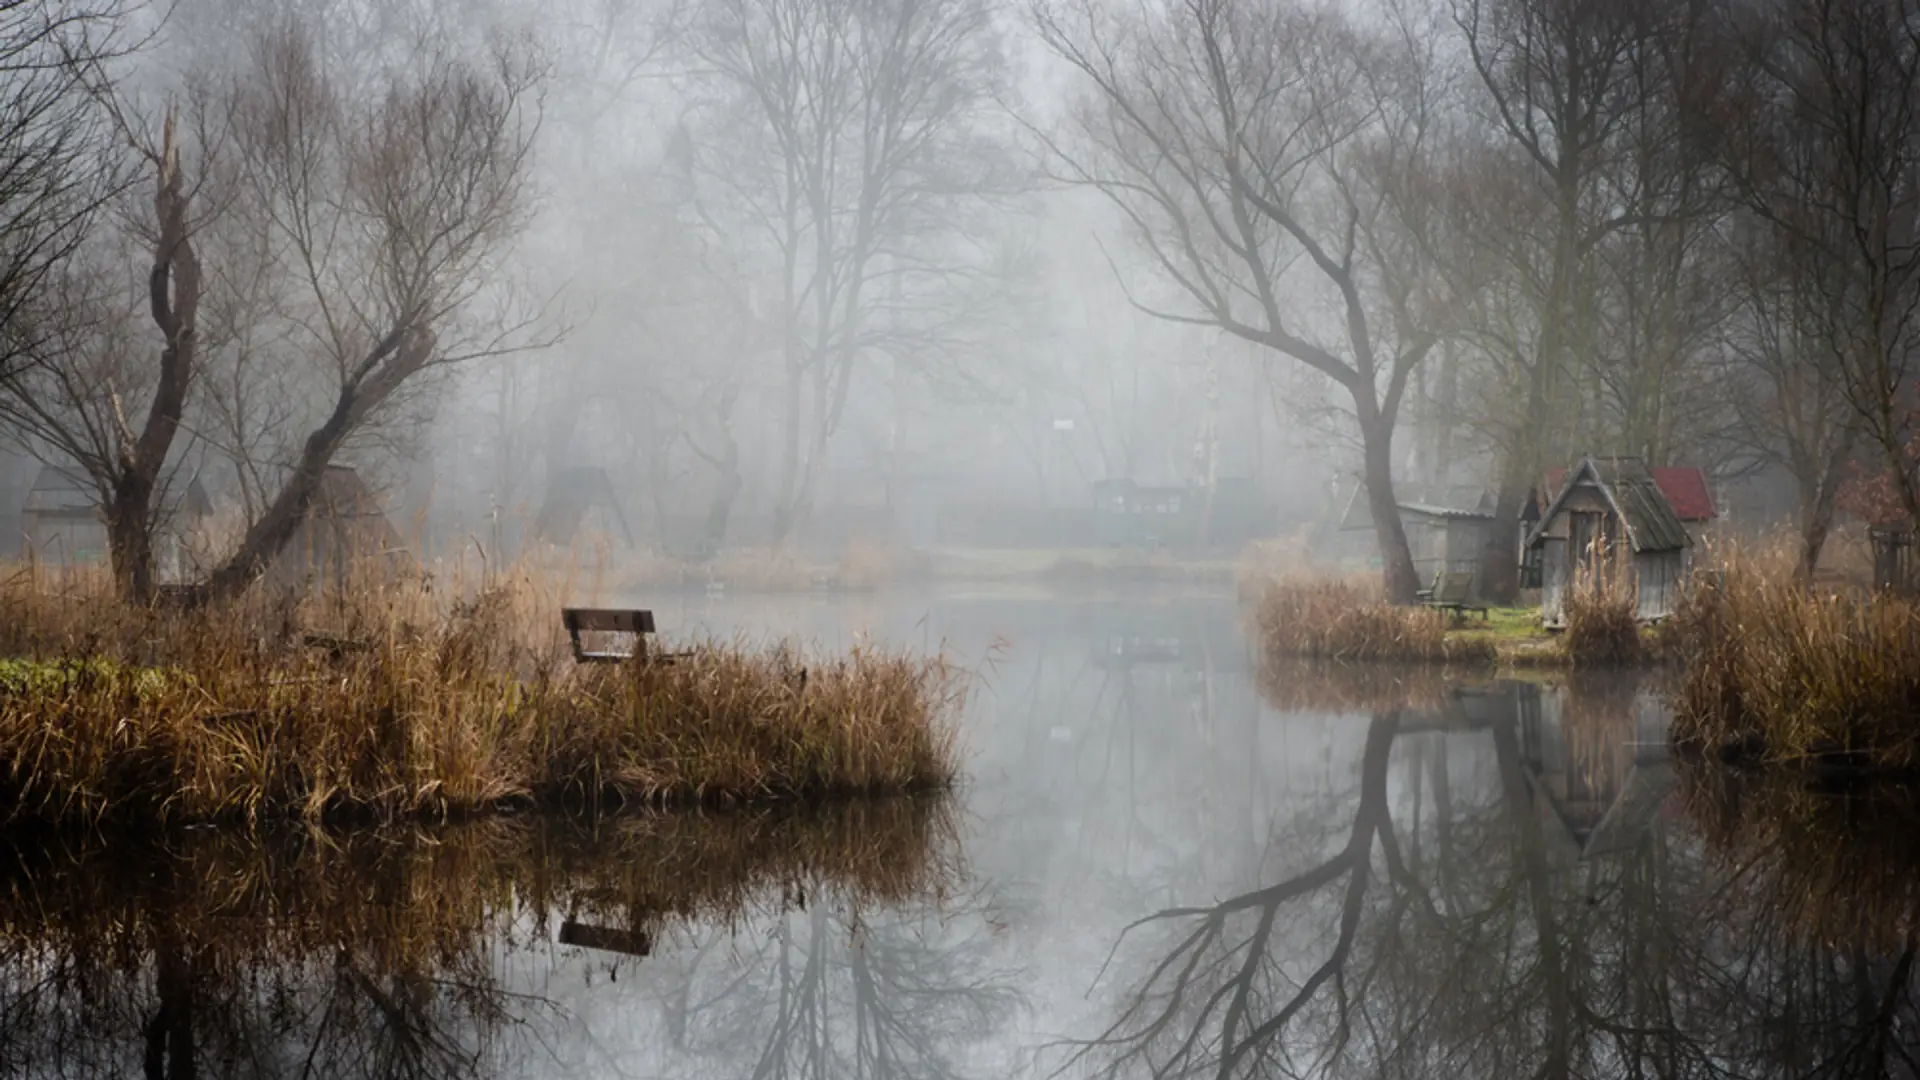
1419,570,1488,620
562,607,656,663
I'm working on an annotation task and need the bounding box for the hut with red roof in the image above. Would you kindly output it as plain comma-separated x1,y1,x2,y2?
1525,457,1711,626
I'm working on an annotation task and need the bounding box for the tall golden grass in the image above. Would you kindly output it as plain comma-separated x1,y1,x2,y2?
1667,557,1920,770
0,559,963,826
1248,577,1497,665
1560,554,1644,667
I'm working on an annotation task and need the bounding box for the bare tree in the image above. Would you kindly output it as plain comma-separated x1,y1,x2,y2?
684,0,1019,547
0,0,129,381
1721,219,1861,579
0,95,215,603
1450,0,1674,601
1033,0,1449,602
194,23,546,599
1723,0,1920,533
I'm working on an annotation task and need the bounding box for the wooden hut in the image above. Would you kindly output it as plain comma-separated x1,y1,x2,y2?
266,465,407,589
20,466,105,563
1527,457,1692,627
532,466,634,549
1337,484,1497,583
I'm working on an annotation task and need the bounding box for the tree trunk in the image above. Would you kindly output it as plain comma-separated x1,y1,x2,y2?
107,481,157,605
700,468,742,558
143,933,198,1080
1797,474,1841,585
1358,398,1420,604
103,117,200,606
768,361,804,547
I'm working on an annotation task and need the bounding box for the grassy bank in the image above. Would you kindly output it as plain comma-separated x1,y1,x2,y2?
1245,561,1656,671
0,564,962,827
1668,563,1920,771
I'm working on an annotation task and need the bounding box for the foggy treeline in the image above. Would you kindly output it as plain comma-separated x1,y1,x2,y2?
0,0,1914,603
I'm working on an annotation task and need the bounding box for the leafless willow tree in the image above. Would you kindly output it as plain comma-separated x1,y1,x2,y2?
684,0,1021,547
1721,220,1861,579
187,23,546,599
1448,0,1685,599
1033,0,1450,603
0,90,218,602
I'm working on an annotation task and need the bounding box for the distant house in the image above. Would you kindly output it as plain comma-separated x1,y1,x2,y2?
1527,457,1693,627
21,467,105,564
266,465,407,589
1337,483,1498,584
1091,477,1191,547
20,466,214,577
532,466,634,549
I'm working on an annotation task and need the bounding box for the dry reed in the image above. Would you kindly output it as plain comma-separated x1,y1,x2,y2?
0,560,963,827
1248,577,1497,666
1667,558,1920,770
1560,556,1644,667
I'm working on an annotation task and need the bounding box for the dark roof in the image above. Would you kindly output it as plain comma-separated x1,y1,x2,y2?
1545,465,1715,523
1530,457,1692,553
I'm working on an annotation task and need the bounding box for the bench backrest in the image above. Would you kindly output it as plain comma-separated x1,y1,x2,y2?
1432,571,1475,604
563,608,656,634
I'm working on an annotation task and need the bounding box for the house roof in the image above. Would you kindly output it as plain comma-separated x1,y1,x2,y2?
1340,484,1496,532
22,466,94,515
1530,457,1692,553
1545,465,1715,522
533,466,634,546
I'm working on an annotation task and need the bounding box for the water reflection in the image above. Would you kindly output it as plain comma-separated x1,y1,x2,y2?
1074,660,1920,1079
0,798,983,1078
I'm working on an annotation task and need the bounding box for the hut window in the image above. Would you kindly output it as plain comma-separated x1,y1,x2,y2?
1521,543,1543,588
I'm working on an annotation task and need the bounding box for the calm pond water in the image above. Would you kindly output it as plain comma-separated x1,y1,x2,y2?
4,587,1919,1077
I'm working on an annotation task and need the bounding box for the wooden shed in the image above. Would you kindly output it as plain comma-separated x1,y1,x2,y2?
532,466,634,549
266,465,407,589
1527,457,1692,627
1337,484,1497,584
21,467,105,564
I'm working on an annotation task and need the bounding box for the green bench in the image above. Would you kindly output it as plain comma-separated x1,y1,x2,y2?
1418,570,1488,620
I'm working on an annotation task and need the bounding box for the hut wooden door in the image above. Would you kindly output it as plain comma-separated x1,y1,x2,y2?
1569,510,1616,582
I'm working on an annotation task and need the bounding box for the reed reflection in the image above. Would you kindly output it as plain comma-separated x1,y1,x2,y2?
1072,663,1920,1079
0,797,965,1079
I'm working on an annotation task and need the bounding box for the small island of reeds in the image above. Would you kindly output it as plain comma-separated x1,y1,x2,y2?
0,564,963,827
1246,569,1644,671
1245,537,1920,776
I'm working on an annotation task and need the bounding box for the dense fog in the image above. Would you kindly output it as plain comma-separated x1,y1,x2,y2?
0,0,1914,602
